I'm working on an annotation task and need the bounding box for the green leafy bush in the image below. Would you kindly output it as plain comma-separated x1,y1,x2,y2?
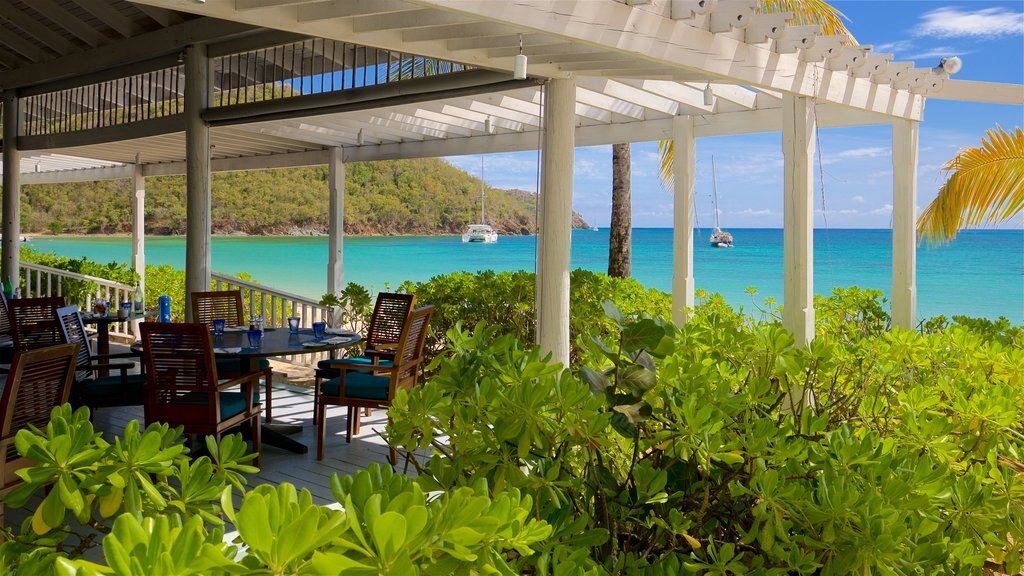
388,292,1024,574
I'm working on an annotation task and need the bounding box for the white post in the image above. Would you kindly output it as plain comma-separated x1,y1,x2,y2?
2,91,21,284
892,119,919,329
184,44,211,322
327,147,345,295
781,94,815,346
131,162,146,296
672,115,696,325
536,78,575,366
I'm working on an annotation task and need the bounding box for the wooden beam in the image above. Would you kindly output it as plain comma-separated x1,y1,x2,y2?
327,147,344,294
132,4,185,27
672,115,695,325
928,79,1024,105
891,119,918,329
20,164,134,184
2,91,21,283
184,43,211,322
0,18,257,90
0,27,54,63
69,0,144,38
27,0,104,47
17,115,185,151
132,162,146,297
294,0,410,21
781,93,814,346
536,77,575,367
237,0,321,10
0,4,77,56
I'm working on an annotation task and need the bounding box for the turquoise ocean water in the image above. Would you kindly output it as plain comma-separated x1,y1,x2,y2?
28,229,1023,323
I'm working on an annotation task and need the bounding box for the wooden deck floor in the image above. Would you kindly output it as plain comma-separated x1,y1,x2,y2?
92,385,396,505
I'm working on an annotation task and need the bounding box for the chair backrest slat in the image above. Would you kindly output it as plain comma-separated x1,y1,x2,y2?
0,343,78,463
140,322,219,425
366,293,415,350
191,291,245,328
392,305,433,392
9,297,67,352
56,305,94,383
0,292,12,341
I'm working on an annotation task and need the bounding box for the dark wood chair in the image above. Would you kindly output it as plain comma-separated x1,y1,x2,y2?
9,296,67,352
139,322,262,467
316,305,433,462
0,292,14,364
314,292,415,424
190,290,275,422
57,305,146,412
0,343,79,526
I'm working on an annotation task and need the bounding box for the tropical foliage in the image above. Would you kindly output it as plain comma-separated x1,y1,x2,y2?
918,126,1024,243
0,407,548,575
13,158,586,236
389,289,1024,574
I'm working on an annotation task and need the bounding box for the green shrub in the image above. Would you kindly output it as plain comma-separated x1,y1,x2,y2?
388,292,1024,574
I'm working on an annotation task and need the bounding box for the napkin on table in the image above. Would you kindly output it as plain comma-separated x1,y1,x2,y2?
214,347,243,354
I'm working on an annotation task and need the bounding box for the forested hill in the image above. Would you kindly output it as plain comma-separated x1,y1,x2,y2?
20,158,590,236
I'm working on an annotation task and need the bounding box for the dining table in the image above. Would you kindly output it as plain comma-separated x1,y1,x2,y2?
82,309,156,376
210,326,362,454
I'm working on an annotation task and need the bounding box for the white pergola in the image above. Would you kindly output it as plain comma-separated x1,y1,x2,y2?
1,0,1020,366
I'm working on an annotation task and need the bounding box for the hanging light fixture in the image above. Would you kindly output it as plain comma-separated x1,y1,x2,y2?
934,56,963,75
513,34,528,80
484,117,492,134
703,83,714,106
357,129,364,146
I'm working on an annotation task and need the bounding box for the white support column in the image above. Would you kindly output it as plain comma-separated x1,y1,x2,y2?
131,162,146,296
781,94,815,346
536,78,575,367
2,91,21,285
671,115,696,325
891,119,919,329
327,147,344,295
184,44,211,322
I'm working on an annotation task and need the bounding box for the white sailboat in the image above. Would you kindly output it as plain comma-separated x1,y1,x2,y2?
462,156,498,243
709,156,733,248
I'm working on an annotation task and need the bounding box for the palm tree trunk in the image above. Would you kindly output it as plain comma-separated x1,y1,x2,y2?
608,142,631,278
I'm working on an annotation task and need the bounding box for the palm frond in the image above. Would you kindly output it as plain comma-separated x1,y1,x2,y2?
917,126,1024,243
759,0,855,41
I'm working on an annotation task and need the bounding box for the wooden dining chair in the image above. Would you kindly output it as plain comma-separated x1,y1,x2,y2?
140,322,262,467
314,292,415,424
9,296,67,352
57,305,146,413
0,343,79,527
0,293,13,365
190,290,275,422
316,305,433,462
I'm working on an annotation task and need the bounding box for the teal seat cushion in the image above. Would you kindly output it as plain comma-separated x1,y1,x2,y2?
79,373,147,404
216,357,270,376
321,372,390,400
317,356,393,371
219,391,260,420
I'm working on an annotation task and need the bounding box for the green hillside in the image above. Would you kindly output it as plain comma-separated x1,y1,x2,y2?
19,158,589,236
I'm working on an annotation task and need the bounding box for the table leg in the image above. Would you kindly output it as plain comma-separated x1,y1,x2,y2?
237,357,307,455
96,323,110,377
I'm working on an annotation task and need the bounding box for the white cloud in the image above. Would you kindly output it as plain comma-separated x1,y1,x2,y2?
869,204,894,216
852,195,865,204
916,7,1024,38
737,208,775,217
838,147,887,159
905,47,971,61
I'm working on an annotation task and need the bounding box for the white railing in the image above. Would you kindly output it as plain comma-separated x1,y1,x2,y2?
212,272,335,368
20,262,136,339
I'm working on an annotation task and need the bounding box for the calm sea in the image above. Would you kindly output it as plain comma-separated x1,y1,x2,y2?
30,228,1023,323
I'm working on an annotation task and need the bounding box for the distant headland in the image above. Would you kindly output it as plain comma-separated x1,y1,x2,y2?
22,157,589,237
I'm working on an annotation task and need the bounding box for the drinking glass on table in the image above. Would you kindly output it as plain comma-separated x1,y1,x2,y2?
287,316,300,334
247,328,262,348
213,318,226,336
312,322,326,341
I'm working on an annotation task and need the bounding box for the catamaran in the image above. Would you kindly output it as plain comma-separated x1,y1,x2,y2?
462,157,498,243
709,156,733,248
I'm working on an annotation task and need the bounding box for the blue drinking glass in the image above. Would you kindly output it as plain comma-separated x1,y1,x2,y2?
247,329,263,348
288,316,300,334
213,318,226,336
312,321,326,341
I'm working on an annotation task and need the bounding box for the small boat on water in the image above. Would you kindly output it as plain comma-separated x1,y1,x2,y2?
463,156,498,244
462,224,498,243
708,156,733,248
0,234,30,243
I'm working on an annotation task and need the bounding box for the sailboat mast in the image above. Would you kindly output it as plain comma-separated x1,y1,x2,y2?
480,156,485,224
711,155,719,229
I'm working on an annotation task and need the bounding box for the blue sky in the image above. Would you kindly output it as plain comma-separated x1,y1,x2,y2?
446,1,1024,229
